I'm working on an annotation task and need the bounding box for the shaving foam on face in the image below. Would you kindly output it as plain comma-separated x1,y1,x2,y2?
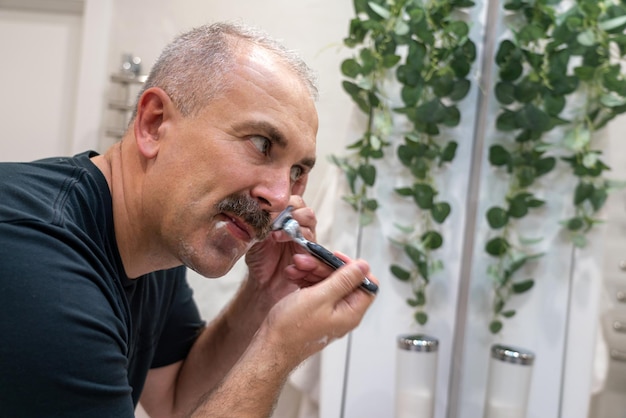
214,220,228,230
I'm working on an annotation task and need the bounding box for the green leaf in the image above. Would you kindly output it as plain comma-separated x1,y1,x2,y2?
577,29,596,46
382,54,402,68
391,264,411,281
410,158,429,179
502,310,516,318
495,40,517,65
489,145,511,166
432,202,451,224
544,94,566,116
567,217,584,231
574,66,596,81
359,48,377,74
410,99,446,124
487,207,509,229
495,82,515,105
417,260,429,280
599,15,626,31
574,182,594,205
508,193,529,218
414,289,426,306
449,79,471,101
394,20,410,36
363,198,379,211
341,58,362,78
413,183,435,209
432,73,455,97
496,110,518,131
370,134,383,151
516,166,537,188
441,141,458,163
358,163,376,186
494,298,504,314
442,105,461,127
447,20,469,38
405,244,424,265
512,279,534,293
489,319,503,334
421,230,443,250
395,186,413,196
601,94,626,108
535,157,556,176
415,311,428,325
451,56,471,78
590,188,608,212
342,81,370,113
518,23,545,43
500,60,523,81
486,237,510,256
401,85,423,107
515,104,552,132
367,2,390,19
514,78,540,103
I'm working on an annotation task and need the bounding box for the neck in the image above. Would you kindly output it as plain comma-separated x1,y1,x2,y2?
91,139,178,278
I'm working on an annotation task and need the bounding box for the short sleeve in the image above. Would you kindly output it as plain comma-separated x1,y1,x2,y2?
0,221,136,417
151,268,205,368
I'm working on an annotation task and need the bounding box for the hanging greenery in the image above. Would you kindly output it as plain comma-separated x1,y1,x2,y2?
331,0,476,325
486,0,626,334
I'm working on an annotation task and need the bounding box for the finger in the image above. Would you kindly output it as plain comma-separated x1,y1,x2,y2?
318,260,375,302
289,207,317,241
284,256,334,285
292,253,334,275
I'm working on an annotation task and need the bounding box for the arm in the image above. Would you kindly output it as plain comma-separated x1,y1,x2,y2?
140,270,280,417
189,259,375,417
141,201,377,418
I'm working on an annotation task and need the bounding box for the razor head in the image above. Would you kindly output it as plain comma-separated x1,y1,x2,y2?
271,205,295,231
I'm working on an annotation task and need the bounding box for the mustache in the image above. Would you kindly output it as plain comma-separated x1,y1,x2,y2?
216,194,272,240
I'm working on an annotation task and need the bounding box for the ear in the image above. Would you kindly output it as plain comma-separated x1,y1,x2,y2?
133,87,176,159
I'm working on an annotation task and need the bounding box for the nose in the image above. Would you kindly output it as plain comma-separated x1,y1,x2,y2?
251,167,291,212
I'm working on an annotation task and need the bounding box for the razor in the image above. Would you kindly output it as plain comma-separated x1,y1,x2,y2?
271,206,378,294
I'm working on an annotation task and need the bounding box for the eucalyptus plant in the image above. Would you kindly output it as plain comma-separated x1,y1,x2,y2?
552,0,626,247
486,0,626,333
332,0,476,325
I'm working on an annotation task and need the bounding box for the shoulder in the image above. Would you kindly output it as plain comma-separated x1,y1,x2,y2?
0,152,109,225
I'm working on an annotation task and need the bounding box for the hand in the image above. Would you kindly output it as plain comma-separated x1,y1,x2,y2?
261,258,378,365
244,196,333,303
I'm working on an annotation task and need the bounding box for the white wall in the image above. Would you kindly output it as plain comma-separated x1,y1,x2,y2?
0,7,82,161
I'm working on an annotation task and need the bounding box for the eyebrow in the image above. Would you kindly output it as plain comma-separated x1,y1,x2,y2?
237,120,317,169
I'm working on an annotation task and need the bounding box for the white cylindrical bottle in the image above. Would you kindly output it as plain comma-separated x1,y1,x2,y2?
394,334,439,418
484,344,535,418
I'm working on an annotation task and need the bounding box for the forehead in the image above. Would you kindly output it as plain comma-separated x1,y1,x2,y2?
212,46,319,150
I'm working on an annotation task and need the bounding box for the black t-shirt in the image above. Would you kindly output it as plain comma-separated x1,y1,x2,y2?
0,152,205,417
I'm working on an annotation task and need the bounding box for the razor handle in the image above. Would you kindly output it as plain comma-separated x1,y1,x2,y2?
304,241,379,295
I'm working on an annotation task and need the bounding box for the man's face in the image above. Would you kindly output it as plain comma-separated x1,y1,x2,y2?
145,47,319,277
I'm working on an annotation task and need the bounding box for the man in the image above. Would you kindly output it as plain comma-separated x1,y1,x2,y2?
0,22,378,417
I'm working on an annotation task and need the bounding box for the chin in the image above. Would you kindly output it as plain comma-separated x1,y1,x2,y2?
183,249,243,278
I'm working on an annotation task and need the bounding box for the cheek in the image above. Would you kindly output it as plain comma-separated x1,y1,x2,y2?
292,174,309,196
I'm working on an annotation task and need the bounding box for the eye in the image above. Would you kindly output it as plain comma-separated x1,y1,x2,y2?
250,136,271,155
290,166,304,182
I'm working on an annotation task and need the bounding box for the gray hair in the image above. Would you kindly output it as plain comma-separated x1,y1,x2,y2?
132,21,318,120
